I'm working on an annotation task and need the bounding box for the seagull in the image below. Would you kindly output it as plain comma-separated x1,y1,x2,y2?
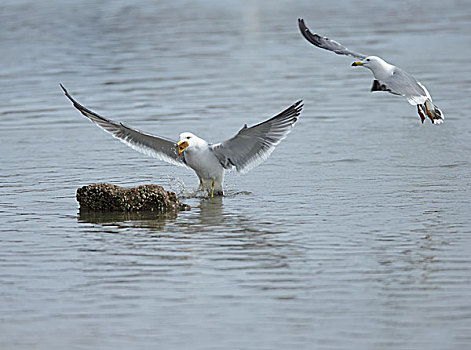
298,18,444,124
60,84,303,196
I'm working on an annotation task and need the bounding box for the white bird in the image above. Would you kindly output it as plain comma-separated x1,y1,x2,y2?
61,84,303,196
298,18,444,124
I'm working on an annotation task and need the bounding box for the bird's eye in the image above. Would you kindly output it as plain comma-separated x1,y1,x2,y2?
187,136,191,139
366,58,370,62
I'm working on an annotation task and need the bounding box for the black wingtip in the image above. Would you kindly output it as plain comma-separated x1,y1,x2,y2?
59,83,71,98
298,18,306,32
294,99,303,107
59,83,76,104
297,18,322,46
59,84,88,114
60,84,83,112
297,18,312,36
294,100,304,115
285,100,304,119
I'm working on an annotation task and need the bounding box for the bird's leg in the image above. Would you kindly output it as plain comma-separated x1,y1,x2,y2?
417,105,426,124
424,103,435,123
210,180,215,198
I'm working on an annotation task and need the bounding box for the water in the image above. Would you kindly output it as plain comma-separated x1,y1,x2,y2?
1,0,471,349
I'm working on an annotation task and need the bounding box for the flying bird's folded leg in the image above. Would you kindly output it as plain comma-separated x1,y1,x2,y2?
417,105,426,124
424,102,436,124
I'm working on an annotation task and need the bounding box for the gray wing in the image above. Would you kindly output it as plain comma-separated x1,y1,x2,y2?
382,67,429,104
298,18,367,59
60,84,187,167
210,100,303,174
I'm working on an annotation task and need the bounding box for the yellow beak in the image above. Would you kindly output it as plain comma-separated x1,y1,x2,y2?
352,61,364,66
176,140,189,155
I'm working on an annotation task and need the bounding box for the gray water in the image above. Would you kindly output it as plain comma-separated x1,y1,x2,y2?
1,0,471,349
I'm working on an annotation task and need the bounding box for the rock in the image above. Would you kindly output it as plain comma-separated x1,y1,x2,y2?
76,183,190,212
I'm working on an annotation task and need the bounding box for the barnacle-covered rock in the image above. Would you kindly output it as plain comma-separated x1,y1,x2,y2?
76,183,190,212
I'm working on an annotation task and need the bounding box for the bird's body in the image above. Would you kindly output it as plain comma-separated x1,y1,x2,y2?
178,133,225,195
356,56,424,103
60,84,302,196
298,18,444,124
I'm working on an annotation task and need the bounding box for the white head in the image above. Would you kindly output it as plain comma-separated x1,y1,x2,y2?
351,56,394,78
176,132,206,155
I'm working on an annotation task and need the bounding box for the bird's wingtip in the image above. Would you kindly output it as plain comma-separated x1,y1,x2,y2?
294,100,304,109
59,83,67,94
298,18,306,28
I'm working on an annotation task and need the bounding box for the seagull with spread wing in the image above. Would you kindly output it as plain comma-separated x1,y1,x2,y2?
298,18,443,124
61,84,303,196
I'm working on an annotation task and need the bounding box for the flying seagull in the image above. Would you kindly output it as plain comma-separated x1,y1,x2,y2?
298,18,443,124
60,84,303,196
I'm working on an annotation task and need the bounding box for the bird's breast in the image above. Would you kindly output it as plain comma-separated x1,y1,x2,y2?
185,148,224,179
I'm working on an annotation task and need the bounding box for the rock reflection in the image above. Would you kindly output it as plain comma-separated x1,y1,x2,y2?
77,209,178,229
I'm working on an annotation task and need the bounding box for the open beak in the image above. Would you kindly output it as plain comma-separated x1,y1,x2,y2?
176,140,189,155
352,61,364,66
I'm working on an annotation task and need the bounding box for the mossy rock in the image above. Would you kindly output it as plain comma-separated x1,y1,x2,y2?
76,183,190,213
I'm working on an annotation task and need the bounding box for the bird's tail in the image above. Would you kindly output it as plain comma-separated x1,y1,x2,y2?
417,99,444,125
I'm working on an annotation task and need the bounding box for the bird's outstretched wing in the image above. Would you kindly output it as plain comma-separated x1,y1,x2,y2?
298,18,367,59
60,84,187,167
210,101,303,174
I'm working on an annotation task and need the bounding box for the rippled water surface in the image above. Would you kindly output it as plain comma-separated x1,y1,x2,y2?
1,1,471,349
